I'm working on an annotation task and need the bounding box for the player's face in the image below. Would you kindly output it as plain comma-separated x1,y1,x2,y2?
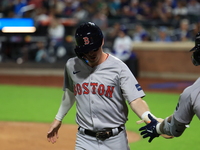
83,48,102,66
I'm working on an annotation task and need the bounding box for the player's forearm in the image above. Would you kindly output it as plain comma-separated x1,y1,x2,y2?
129,98,150,119
158,115,187,137
159,115,172,134
53,119,62,125
131,98,163,124
55,89,75,121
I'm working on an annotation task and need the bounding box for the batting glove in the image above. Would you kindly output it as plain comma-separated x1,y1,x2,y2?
139,114,160,143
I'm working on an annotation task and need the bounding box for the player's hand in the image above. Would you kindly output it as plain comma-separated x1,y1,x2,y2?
139,114,160,143
160,133,174,139
47,119,62,144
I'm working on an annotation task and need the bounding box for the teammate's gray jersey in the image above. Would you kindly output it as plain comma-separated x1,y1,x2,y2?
63,54,145,131
174,77,200,124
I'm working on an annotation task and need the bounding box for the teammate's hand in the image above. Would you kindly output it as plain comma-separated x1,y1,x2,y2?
160,133,174,139
155,118,174,139
139,114,160,143
47,119,62,144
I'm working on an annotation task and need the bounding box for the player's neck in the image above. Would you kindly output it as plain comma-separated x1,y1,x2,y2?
88,52,108,68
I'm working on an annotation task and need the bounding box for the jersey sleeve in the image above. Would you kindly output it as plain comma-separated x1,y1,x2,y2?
191,91,200,119
63,61,74,92
55,89,76,121
120,64,145,103
174,89,195,124
174,78,200,124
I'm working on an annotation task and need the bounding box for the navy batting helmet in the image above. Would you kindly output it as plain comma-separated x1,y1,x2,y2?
74,22,103,59
190,32,200,66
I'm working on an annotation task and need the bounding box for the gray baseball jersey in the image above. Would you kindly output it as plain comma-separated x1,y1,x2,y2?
174,77,200,124
161,78,200,137
63,54,145,131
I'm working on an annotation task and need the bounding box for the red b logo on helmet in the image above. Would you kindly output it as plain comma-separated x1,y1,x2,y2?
83,37,90,45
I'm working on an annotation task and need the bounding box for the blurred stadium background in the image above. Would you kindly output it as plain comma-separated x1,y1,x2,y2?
0,0,200,80
1,1,200,149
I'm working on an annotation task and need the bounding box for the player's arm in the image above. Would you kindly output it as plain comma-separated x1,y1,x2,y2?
130,98,173,142
158,114,187,137
157,89,193,137
47,89,76,144
55,88,76,121
129,98,149,118
129,97,157,123
139,114,186,143
47,119,62,144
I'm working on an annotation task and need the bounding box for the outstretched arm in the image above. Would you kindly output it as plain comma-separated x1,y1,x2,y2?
130,98,173,142
159,115,188,137
130,98,162,124
139,114,175,143
129,98,150,121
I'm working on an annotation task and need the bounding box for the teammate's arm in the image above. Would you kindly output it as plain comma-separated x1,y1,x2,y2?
158,115,187,137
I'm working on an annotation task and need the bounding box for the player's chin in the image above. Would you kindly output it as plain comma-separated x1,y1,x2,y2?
88,56,97,62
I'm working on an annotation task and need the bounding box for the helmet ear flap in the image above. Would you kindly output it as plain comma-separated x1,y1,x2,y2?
74,46,83,59
191,50,200,66
74,46,88,64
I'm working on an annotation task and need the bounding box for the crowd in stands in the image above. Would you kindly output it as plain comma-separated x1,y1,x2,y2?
0,0,200,64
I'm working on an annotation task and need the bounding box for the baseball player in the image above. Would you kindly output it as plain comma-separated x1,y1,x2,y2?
47,22,169,149
139,32,200,143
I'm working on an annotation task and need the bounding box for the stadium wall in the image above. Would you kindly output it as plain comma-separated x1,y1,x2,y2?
133,42,199,80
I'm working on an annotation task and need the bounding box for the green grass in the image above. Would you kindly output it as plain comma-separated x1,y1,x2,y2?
0,84,74,123
0,84,199,150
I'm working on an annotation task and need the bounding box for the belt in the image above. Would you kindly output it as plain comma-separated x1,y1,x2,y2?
78,127,123,140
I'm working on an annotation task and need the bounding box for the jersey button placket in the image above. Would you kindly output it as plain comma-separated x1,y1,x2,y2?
89,74,96,129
